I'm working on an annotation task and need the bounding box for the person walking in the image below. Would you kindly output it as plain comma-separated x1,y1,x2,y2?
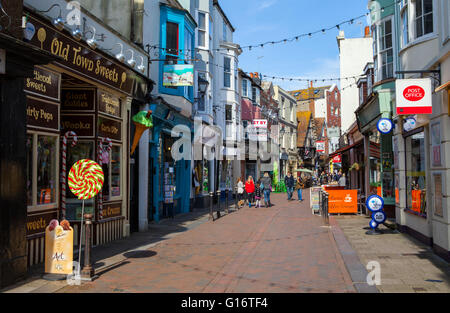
260,172,272,207
339,173,346,187
255,180,262,208
296,175,305,201
284,172,295,200
245,176,255,207
236,177,244,208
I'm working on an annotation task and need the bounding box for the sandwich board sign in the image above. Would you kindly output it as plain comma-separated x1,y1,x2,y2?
396,78,432,115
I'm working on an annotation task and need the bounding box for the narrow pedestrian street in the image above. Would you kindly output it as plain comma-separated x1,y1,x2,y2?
58,192,357,293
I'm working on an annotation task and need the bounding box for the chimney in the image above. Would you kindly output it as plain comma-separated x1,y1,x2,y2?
364,26,371,38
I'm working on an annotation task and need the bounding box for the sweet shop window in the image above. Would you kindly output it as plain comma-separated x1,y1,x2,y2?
27,132,58,212
102,145,122,200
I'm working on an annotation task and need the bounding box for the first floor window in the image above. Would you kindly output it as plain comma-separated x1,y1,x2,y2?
415,0,433,38
224,57,231,88
406,131,426,216
401,6,409,47
198,12,206,47
27,133,58,210
242,79,248,97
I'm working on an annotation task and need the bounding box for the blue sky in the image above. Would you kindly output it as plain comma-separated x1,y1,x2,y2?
219,0,370,91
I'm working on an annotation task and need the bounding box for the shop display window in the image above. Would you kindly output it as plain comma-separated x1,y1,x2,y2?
405,131,427,216
66,141,94,221
27,132,58,211
102,145,122,200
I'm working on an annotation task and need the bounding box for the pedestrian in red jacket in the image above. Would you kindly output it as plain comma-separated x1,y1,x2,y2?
245,176,255,207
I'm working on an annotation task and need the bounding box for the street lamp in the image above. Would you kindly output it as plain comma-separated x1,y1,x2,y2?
194,76,209,116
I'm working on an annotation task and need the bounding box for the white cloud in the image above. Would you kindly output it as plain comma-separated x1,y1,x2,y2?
257,0,277,11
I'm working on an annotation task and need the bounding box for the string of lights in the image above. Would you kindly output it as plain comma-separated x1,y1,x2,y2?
144,1,399,54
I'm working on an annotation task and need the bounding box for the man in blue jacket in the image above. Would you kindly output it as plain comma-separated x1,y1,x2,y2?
284,172,295,201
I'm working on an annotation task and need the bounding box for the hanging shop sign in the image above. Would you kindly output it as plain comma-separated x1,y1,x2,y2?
61,114,95,137
25,12,137,95
24,66,61,101
377,118,393,134
163,64,194,86
26,97,59,131
98,116,122,141
252,119,268,128
403,116,417,132
395,78,432,115
366,194,384,212
332,155,342,163
327,127,340,138
98,91,121,118
316,141,325,153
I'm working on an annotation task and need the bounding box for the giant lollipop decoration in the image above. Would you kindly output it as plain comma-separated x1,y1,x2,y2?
68,159,104,279
130,110,153,156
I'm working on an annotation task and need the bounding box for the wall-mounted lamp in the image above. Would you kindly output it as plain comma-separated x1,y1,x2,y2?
115,43,125,62
37,4,64,31
86,26,97,50
72,26,82,41
137,56,145,73
126,49,136,68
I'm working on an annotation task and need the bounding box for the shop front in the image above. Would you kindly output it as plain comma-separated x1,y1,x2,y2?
23,11,152,267
149,101,192,222
356,88,395,218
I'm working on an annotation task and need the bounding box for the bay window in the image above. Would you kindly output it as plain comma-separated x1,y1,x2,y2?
242,79,248,98
380,19,393,80
224,57,231,88
198,12,206,48
415,0,433,38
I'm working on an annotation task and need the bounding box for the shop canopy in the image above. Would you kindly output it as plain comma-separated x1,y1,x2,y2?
329,139,363,158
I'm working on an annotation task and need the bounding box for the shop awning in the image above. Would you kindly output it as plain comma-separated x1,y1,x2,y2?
329,139,363,158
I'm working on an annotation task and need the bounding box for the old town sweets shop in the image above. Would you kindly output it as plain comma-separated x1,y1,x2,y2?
24,11,151,267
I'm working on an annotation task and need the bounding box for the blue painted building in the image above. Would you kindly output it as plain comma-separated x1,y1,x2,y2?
147,3,197,222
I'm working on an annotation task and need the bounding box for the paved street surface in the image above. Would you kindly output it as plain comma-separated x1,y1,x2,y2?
335,216,450,293
57,192,358,293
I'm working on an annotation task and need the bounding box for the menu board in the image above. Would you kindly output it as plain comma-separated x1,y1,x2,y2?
164,162,175,204
310,187,321,213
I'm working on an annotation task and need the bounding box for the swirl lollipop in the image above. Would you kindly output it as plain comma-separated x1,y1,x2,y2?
68,159,104,200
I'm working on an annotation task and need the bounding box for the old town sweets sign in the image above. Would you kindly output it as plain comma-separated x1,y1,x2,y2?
24,67,60,101
98,90,121,118
26,13,135,95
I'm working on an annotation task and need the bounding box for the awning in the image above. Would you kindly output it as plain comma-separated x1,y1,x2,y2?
329,139,364,158
435,81,450,92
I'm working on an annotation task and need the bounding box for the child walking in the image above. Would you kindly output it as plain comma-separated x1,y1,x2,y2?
255,180,262,208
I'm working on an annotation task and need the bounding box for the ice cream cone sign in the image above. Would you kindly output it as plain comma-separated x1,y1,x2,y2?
130,110,153,156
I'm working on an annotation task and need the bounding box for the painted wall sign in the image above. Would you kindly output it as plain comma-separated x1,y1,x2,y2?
26,211,58,236
377,118,393,134
396,78,432,114
98,116,122,141
102,202,122,219
366,194,384,212
61,89,95,111
98,91,121,118
26,97,59,131
61,114,95,137
26,12,137,95
163,64,194,86
24,67,61,101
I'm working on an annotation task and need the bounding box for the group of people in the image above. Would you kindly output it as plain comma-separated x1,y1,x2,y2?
236,172,273,208
319,170,346,187
284,172,308,201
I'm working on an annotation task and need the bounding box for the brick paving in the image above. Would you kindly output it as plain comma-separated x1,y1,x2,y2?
335,216,450,293
56,191,358,293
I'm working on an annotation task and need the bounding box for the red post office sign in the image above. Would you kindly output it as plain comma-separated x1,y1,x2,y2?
396,78,432,115
332,155,342,163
